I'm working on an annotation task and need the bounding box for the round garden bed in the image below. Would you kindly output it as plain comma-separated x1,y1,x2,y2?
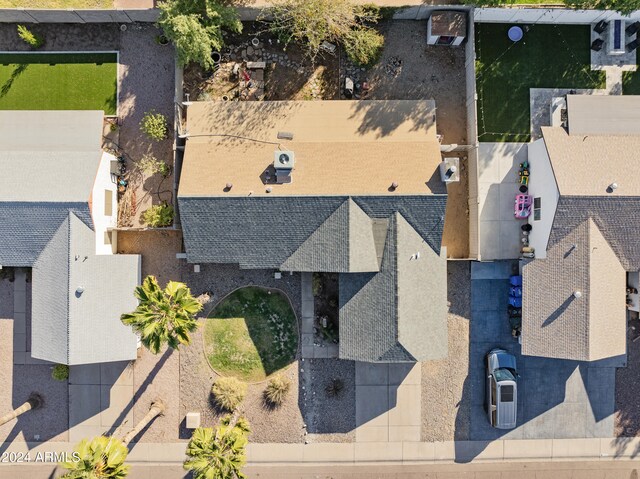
204,286,298,382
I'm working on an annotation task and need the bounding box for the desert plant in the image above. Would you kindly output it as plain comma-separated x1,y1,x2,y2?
139,110,168,141
263,375,291,407
158,0,242,69
59,436,129,479
17,25,43,49
52,364,69,381
138,154,170,177
121,276,203,354
212,377,247,412
183,416,250,479
325,378,344,397
0,393,43,427
263,0,382,62
141,203,174,227
343,26,384,67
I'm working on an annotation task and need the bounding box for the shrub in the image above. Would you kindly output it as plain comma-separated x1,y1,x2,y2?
344,27,384,67
139,154,170,177
325,378,344,397
52,364,69,381
212,377,247,411
263,375,291,406
312,273,322,296
17,25,43,49
141,203,174,227
140,110,168,141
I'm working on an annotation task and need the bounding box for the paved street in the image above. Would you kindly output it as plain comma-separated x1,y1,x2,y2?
469,261,619,441
3,460,640,479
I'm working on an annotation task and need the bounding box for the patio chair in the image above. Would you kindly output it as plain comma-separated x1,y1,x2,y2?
627,39,640,52
594,20,608,34
591,38,604,51
626,21,640,35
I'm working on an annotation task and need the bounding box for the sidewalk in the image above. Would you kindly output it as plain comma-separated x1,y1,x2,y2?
3,437,640,466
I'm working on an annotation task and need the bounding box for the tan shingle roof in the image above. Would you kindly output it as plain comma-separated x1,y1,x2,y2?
179,100,444,197
522,218,626,361
541,126,640,197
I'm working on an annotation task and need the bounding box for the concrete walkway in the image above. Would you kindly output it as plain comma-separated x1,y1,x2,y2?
355,362,421,443
5,436,640,466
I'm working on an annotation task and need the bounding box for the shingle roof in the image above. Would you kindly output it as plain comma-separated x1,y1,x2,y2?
339,212,448,362
31,213,140,365
522,217,626,361
566,94,640,136
0,203,92,267
178,195,447,270
281,199,379,272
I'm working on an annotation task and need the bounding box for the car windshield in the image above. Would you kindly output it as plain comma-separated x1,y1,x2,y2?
493,367,516,383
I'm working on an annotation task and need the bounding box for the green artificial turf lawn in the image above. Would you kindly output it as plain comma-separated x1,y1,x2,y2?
623,67,640,95
204,287,298,382
475,23,606,142
0,52,117,115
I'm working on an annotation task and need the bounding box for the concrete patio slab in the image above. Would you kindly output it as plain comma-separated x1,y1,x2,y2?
69,384,101,427
356,385,388,427
388,363,420,385
100,384,134,427
388,425,420,442
355,425,388,442
388,384,421,426
355,362,388,386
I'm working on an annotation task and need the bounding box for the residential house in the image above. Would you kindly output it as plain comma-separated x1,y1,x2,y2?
178,100,449,362
0,111,140,365
522,95,640,362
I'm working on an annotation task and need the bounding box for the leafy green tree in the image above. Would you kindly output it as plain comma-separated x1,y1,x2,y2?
59,436,129,479
183,416,251,479
158,0,242,69
263,0,383,64
121,276,203,354
563,0,640,14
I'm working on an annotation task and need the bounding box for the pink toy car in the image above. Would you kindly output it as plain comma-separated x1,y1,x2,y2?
514,194,532,218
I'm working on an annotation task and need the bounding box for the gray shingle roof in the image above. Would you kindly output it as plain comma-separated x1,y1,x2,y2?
31,213,140,365
178,195,447,270
0,203,92,267
281,199,379,272
339,212,448,362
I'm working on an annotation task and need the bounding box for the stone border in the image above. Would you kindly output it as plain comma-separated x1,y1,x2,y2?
200,285,300,385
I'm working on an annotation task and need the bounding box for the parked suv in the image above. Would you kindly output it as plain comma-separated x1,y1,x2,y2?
485,348,518,429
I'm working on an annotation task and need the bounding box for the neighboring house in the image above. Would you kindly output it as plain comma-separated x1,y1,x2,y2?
0,111,140,366
178,100,449,363
522,95,640,363
427,11,467,47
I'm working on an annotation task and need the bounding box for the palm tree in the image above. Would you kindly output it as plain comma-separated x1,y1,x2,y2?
121,276,203,354
0,393,43,427
58,400,165,478
59,435,129,479
183,416,251,479
121,400,165,446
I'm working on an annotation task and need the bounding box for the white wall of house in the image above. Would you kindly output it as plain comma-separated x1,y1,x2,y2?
527,139,559,259
92,151,118,255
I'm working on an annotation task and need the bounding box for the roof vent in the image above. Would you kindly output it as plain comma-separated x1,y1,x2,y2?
573,291,583,299
266,187,273,193
608,182,618,192
225,183,233,191
390,182,399,191
76,287,84,296
274,150,294,184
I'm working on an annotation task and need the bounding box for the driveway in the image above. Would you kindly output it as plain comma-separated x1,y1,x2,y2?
468,261,617,440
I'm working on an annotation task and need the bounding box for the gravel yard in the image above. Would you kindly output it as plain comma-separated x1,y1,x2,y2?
422,261,471,442
302,358,356,443
615,313,640,437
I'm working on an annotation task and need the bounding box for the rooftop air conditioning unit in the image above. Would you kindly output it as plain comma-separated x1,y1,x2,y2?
274,150,294,184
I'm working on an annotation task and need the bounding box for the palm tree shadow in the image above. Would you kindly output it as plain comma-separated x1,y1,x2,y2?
104,348,173,439
0,63,28,99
